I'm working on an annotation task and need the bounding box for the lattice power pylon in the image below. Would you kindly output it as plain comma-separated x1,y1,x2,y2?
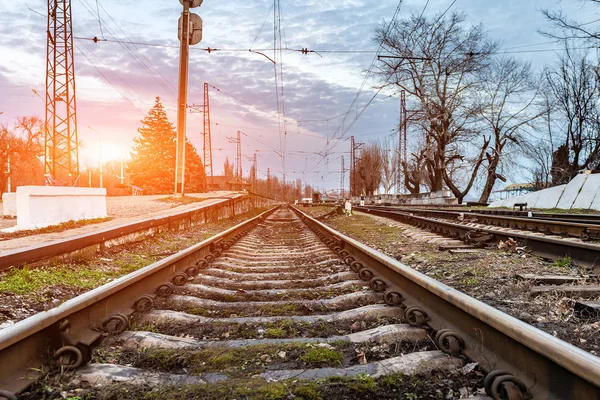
203,82,213,187
396,90,407,194
350,136,363,197
45,0,79,186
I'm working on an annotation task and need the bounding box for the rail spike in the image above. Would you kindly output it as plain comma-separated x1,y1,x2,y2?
156,282,175,297
369,277,387,292
358,268,374,281
383,290,403,306
172,272,189,286
484,370,531,400
133,295,155,313
435,330,465,357
102,313,129,334
404,306,428,327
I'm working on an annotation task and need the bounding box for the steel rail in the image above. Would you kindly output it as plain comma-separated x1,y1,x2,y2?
291,205,600,399
357,207,600,272
0,205,281,394
361,206,600,239
0,194,270,272
461,208,600,224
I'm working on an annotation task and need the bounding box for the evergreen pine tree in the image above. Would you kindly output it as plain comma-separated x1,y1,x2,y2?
129,97,206,194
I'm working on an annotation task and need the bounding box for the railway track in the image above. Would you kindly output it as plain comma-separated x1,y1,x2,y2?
357,206,600,272
1,206,599,399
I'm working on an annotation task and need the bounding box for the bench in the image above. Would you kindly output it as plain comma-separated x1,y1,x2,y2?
513,202,527,211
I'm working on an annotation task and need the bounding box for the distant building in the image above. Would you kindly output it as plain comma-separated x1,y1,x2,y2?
208,176,250,191
493,183,537,200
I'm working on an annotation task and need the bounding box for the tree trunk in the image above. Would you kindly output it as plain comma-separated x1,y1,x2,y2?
478,157,500,203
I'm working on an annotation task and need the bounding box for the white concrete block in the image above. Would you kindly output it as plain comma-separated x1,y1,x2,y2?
572,173,600,209
518,190,543,208
1,192,17,217
556,174,588,209
4,186,107,232
532,184,566,209
496,194,527,208
488,198,505,208
589,185,600,211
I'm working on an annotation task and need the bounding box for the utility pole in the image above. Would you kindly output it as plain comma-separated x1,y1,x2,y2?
397,90,407,195
99,140,103,189
45,0,79,186
266,168,271,197
252,152,257,191
203,82,213,188
175,0,203,196
340,155,344,199
119,156,125,185
227,131,242,190
350,136,354,197
350,136,363,197
6,142,10,193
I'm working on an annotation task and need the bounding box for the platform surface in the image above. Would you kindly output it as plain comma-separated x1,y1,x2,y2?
0,191,241,254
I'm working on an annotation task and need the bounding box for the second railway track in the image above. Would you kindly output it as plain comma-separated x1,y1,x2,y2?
1,205,599,399
357,205,600,272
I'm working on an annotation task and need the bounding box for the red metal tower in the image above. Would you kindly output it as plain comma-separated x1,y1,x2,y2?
45,0,79,186
203,82,213,187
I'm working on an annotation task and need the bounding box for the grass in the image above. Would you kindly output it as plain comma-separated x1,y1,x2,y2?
27,370,481,400
552,255,574,271
0,259,145,295
0,207,269,298
299,345,344,367
94,342,350,379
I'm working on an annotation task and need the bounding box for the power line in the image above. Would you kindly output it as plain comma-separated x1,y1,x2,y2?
74,42,146,115
207,83,281,120
95,0,177,94
250,2,274,49
77,0,176,98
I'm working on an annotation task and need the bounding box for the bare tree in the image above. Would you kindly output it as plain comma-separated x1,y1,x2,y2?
476,57,544,203
356,143,383,196
380,139,397,194
223,157,234,178
374,11,497,203
402,141,429,194
545,48,600,182
524,138,554,189
542,1,600,42
0,116,45,195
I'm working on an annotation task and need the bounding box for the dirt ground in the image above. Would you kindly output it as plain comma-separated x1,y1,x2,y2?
310,208,600,355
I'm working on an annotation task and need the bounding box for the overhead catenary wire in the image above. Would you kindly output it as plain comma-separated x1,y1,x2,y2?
77,0,177,98
74,42,146,115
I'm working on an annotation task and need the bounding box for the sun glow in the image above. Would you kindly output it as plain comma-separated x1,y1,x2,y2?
81,142,127,168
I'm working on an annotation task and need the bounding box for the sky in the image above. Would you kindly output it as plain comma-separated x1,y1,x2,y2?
0,0,598,193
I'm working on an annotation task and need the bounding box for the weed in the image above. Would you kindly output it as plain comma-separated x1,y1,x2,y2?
460,277,478,286
552,255,573,271
300,346,344,367
265,327,287,338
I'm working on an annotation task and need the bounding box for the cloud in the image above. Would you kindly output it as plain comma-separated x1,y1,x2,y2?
0,0,597,188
